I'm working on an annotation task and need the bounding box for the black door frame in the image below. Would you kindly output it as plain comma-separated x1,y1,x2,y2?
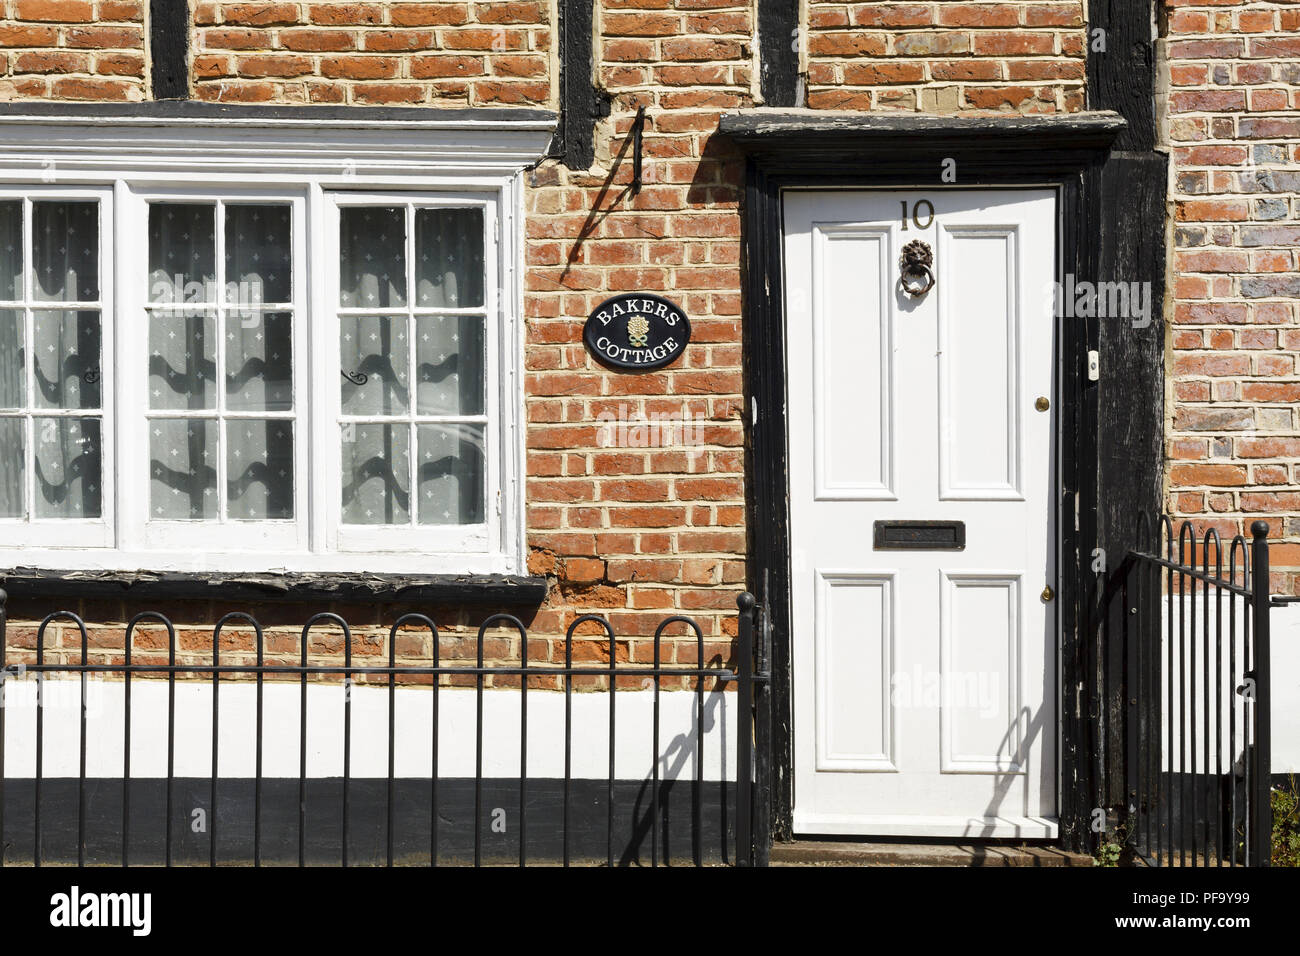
720,111,1126,850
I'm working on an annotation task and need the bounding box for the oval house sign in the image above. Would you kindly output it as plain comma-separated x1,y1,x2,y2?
583,293,691,372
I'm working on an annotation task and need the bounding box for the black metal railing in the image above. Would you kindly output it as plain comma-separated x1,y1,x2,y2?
1103,517,1273,866
0,590,768,867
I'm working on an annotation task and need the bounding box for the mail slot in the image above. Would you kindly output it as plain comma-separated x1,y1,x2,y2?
873,520,966,551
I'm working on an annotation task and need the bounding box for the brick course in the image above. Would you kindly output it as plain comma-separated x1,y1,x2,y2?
192,1,554,105
0,0,144,100
804,1,1087,112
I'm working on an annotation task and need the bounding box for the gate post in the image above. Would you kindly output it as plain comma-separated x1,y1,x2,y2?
736,593,755,867
753,593,772,867
1249,521,1272,866
1121,565,1139,860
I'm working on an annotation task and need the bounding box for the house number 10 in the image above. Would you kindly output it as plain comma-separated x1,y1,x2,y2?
901,199,935,230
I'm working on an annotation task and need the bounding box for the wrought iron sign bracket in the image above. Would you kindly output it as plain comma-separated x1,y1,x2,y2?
630,105,646,195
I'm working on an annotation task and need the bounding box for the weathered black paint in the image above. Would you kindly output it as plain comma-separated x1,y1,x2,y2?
758,0,800,107
721,108,1125,850
1,777,735,866
554,0,611,169
1087,0,1168,825
1087,0,1157,152
0,569,549,606
721,109,1125,147
149,0,190,100
583,292,691,372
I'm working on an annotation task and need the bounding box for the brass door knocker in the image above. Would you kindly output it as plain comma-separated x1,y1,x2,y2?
899,239,935,297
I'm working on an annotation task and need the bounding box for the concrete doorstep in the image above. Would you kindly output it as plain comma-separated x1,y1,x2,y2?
770,840,1093,867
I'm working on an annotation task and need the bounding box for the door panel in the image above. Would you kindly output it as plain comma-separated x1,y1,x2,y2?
815,571,895,772
939,227,1020,497
813,225,893,499
785,189,1057,839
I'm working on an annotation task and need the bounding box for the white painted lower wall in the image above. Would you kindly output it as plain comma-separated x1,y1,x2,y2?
0,678,738,781
1151,596,1298,774
1272,608,1300,773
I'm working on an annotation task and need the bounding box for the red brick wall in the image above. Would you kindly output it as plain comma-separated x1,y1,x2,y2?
805,1,1087,113
0,0,144,100
520,0,754,653
191,1,553,105
1163,1,1300,592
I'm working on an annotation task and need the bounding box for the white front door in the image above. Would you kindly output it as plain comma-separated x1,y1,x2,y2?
784,189,1058,838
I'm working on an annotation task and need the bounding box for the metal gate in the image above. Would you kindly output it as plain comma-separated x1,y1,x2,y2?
1102,517,1275,866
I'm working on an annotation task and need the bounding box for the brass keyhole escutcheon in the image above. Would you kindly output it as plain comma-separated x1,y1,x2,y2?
1041,585,1055,602
1035,396,1050,412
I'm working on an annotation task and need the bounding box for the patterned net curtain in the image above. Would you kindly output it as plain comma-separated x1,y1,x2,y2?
0,199,103,520
338,205,486,527
146,202,293,521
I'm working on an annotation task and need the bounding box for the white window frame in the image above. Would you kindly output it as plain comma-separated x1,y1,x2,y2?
119,186,310,555
0,109,549,575
0,183,115,549
325,190,502,557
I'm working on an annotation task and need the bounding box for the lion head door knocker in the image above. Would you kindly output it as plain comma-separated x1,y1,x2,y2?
899,239,935,297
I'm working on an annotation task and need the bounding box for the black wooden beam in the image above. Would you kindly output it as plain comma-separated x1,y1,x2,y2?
1087,0,1157,151
554,0,610,169
150,0,190,100
757,0,799,107
721,108,1126,152
1085,0,1167,848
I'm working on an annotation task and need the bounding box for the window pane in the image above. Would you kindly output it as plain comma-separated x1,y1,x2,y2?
227,419,293,519
341,422,409,524
33,416,100,518
417,423,484,525
149,203,215,304
340,314,408,415
226,204,291,307
32,310,100,410
0,416,23,517
149,311,216,410
415,207,483,309
0,201,21,301
226,311,292,412
0,308,23,409
416,315,483,416
150,418,217,519
32,201,98,302
339,207,406,308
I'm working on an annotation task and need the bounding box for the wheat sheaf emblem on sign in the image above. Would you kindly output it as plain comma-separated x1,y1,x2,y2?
627,313,650,348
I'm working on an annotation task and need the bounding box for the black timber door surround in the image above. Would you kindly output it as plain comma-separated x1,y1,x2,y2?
719,110,1127,851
